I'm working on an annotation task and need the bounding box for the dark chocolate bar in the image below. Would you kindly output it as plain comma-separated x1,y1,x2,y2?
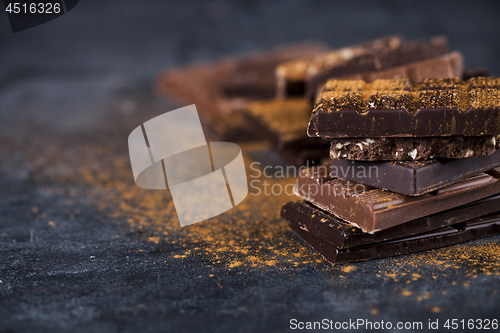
156,41,326,141
329,135,498,161
294,166,500,232
281,196,500,249
306,35,450,98
308,77,500,138
359,52,463,84
289,213,500,265
329,149,500,195
275,35,404,98
243,98,330,166
246,56,463,165
221,54,300,99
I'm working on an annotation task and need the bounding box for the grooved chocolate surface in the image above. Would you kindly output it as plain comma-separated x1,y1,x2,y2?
281,197,500,249
294,166,500,232
289,213,500,265
329,149,500,195
308,77,500,138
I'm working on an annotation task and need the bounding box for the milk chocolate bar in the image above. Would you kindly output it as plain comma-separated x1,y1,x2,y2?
281,196,500,249
294,166,500,233
289,213,500,265
308,77,500,138
329,149,500,196
330,135,499,161
156,41,326,140
275,35,404,98
306,35,450,99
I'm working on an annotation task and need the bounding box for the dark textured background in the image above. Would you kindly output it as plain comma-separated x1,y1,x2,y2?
1,1,500,332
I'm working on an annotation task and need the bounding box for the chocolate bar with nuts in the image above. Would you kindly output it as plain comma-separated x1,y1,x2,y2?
329,135,499,161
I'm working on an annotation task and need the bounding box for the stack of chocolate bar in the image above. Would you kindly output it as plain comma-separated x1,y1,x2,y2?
244,35,465,166
282,77,500,264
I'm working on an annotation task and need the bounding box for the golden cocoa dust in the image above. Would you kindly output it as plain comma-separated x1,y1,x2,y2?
68,142,325,269
341,265,356,273
368,239,500,288
401,289,413,297
431,306,442,313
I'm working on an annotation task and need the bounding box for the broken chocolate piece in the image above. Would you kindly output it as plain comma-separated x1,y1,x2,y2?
281,197,500,249
294,166,500,233
288,212,500,265
308,77,500,138
329,149,500,196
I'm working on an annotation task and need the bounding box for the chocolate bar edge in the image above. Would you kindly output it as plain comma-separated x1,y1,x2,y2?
282,195,500,249
288,213,500,265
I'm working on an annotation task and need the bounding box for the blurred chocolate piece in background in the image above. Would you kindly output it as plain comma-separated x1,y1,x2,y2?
275,35,404,98
306,35,452,99
156,41,327,141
